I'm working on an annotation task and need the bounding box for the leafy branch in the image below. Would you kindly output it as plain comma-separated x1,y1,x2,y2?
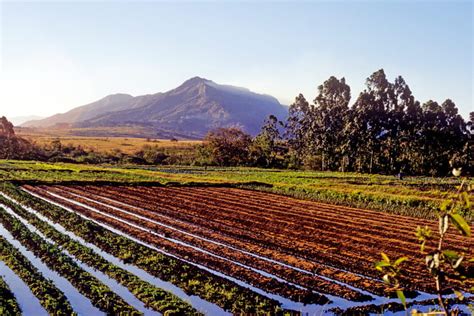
376,173,473,315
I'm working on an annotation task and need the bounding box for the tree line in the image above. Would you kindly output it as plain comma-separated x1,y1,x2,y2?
1,69,472,176
199,69,473,176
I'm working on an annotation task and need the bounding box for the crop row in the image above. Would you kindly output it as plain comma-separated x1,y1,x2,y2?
70,185,390,297
135,185,468,257
0,194,200,316
77,185,472,293
48,184,373,301
115,185,473,292
30,185,328,305
0,204,140,315
0,236,75,315
197,187,469,247
0,272,22,316
77,185,427,291
4,184,289,314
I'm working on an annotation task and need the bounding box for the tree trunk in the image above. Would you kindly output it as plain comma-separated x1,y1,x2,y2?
369,150,374,174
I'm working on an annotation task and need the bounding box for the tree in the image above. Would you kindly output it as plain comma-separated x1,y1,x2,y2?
284,94,313,164
137,145,168,164
202,127,252,166
312,76,351,171
351,70,390,173
250,115,284,167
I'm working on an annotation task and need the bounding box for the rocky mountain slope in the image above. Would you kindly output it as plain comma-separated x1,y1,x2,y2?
23,77,288,138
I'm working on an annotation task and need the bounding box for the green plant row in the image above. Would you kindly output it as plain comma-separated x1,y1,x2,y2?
0,236,75,315
0,195,201,316
241,184,444,220
0,273,22,316
0,205,140,315
1,183,289,315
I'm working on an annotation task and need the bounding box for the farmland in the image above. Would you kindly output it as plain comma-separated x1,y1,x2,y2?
0,161,472,315
15,130,201,155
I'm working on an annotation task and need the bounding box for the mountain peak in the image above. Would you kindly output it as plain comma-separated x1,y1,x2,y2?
181,76,212,87
101,93,134,102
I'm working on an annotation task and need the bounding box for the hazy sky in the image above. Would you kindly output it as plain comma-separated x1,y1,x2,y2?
0,1,472,119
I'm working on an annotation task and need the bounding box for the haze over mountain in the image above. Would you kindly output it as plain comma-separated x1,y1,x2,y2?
9,115,44,126
23,77,288,138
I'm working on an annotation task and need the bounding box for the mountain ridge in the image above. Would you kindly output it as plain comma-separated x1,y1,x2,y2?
23,77,288,137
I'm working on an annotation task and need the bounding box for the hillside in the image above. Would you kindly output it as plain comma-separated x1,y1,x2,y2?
0,116,36,159
9,115,44,126
23,77,288,138
23,94,134,128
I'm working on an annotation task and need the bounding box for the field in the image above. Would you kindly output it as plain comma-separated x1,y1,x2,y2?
0,161,472,315
15,130,201,155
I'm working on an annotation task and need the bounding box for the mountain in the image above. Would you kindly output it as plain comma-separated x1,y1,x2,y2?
9,115,44,126
22,94,134,128
23,77,288,138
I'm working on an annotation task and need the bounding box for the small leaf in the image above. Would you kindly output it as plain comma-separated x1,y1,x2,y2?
420,240,426,252
443,250,459,260
396,290,406,309
375,261,391,271
449,213,471,237
440,200,453,212
453,290,464,301
394,257,408,266
383,274,391,284
453,256,464,269
381,252,390,263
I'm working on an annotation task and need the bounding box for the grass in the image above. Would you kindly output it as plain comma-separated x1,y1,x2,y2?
0,160,471,220
16,132,201,155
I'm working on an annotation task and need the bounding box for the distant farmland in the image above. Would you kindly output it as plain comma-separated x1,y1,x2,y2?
16,131,200,154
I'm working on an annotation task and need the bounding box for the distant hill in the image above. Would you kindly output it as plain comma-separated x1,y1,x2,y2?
23,77,288,138
9,115,44,126
22,94,134,128
0,116,36,159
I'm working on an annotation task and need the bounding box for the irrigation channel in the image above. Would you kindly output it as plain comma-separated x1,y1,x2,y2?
0,184,471,315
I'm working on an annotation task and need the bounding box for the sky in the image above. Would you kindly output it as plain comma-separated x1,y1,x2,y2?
0,0,472,119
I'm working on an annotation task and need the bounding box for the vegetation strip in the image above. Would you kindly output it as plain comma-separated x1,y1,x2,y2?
74,185,473,294
2,183,290,314
74,184,391,297
0,194,200,316
1,195,228,316
0,236,75,315
0,203,140,315
120,185,472,290
52,185,372,301
33,186,329,305
0,273,22,316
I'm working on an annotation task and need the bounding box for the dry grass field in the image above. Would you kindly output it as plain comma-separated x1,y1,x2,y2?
16,129,201,154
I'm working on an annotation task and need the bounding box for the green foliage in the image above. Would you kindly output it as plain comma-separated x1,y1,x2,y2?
376,172,473,315
0,237,75,315
415,225,432,252
2,160,472,221
249,115,286,168
1,183,285,315
375,252,409,309
283,69,472,176
0,204,139,315
0,194,200,315
0,276,21,316
201,127,252,166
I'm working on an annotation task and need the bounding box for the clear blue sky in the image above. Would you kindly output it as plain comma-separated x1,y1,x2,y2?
1,1,472,119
